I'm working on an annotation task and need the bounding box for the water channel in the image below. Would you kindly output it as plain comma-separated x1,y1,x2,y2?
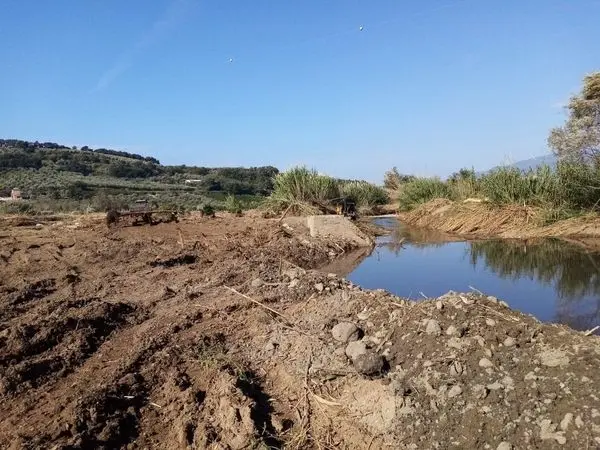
322,217,600,333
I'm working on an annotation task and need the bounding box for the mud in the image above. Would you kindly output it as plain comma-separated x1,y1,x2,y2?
1,212,600,449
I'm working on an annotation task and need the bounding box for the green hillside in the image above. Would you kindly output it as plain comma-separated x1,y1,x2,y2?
0,139,278,213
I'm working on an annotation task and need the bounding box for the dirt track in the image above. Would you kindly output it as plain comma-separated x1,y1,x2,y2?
1,213,600,449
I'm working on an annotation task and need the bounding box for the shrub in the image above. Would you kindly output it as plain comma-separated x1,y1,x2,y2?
556,160,600,210
340,181,389,208
224,194,243,214
478,165,559,206
397,178,451,211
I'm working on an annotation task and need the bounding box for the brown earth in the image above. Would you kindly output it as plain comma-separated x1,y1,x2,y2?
399,199,600,250
1,212,600,449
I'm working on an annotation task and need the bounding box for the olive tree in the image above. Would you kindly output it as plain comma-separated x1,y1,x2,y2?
548,71,600,161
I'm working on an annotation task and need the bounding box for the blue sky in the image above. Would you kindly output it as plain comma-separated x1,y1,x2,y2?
1,0,599,182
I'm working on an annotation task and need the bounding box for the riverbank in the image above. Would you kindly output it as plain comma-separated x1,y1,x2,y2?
1,213,600,448
399,199,600,250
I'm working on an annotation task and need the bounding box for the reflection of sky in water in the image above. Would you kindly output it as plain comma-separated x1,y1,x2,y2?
345,219,600,332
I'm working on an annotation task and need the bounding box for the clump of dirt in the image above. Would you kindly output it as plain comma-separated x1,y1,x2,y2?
0,299,142,396
149,253,197,268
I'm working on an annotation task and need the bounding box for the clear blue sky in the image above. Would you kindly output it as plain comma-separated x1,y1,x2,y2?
1,0,599,182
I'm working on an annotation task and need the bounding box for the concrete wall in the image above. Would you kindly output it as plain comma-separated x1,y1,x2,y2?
305,215,373,247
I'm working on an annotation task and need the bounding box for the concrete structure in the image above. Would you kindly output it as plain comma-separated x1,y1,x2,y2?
284,215,374,247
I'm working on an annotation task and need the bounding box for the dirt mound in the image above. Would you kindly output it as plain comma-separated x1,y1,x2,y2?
400,200,600,248
1,213,600,448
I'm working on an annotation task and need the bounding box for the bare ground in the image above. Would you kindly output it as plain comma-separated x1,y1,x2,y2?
1,212,600,449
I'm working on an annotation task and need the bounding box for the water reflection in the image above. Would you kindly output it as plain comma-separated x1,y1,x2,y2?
469,239,600,332
341,219,600,333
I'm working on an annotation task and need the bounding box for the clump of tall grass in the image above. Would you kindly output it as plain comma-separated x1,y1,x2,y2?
264,166,388,215
555,160,600,210
264,167,340,214
340,181,389,209
224,194,243,214
479,165,559,206
397,177,451,211
447,168,480,200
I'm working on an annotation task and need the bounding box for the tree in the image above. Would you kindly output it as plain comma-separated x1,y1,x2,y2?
548,71,600,161
384,167,415,190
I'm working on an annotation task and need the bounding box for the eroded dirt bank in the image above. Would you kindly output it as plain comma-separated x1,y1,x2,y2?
399,199,600,250
1,213,600,449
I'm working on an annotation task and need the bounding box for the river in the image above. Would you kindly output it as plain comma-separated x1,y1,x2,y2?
322,217,600,333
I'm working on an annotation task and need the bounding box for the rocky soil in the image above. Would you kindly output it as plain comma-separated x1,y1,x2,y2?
1,212,599,449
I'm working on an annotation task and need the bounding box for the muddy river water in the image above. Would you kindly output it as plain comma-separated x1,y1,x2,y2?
323,217,600,333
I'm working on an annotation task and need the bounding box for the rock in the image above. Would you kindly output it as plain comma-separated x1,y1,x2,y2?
539,419,566,445
575,415,584,428
425,319,442,336
288,279,300,289
472,384,489,399
446,325,458,336
331,322,361,343
251,278,264,288
539,349,569,367
485,318,496,327
264,341,277,352
436,301,443,310
487,296,498,303
501,376,515,388
357,310,370,321
503,337,516,347
479,358,493,369
283,268,303,279
560,413,573,431
345,341,367,361
487,382,503,391
314,283,324,293
353,352,384,375
497,443,512,450
449,361,465,377
447,385,463,398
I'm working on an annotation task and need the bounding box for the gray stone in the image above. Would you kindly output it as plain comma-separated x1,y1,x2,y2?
496,443,512,450
251,278,264,288
425,319,442,336
539,349,569,367
485,318,496,327
447,384,463,398
479,358,493,368
331,322,361,343
345,341,368,361
446,325,458,336
314,283,325,293
449,361,465,377
353,352,385,375
288,279,300,289
503,337,516,347
560,413,573,431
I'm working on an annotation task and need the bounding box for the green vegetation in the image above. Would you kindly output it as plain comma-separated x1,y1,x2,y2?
0,139,278,213
397,177,451,211
265,166,388,214
394,72,600,219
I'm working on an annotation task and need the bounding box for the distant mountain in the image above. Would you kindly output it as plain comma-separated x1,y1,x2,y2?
480,155,558,175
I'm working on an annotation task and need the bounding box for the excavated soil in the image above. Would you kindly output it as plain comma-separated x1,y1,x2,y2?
1,212,600,449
